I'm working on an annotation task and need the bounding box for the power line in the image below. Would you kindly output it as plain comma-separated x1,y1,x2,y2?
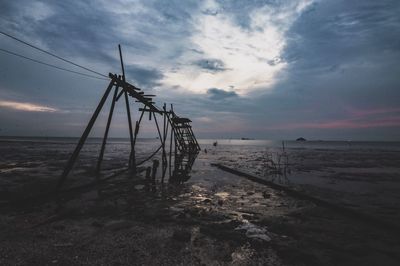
0,30,108,78
0,48,108,80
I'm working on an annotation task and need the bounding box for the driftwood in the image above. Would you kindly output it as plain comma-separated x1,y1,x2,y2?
212,163,400,236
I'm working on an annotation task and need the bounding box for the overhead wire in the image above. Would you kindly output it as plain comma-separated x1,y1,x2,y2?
0,30,108,78
0,30,171,106
0,48,108,80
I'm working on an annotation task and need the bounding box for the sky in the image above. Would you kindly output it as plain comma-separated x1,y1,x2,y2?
0,0,399,140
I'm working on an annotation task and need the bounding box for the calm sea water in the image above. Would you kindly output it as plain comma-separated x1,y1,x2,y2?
1,136,400,151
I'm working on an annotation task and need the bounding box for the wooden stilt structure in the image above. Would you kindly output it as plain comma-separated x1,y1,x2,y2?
57,45,200,191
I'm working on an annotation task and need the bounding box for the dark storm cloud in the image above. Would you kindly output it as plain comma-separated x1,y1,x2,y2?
283,1,400,69
0,0,200,70
0,0,117,64
238,0,400,140
207,88,238,100
275,0,400,108
0,0,198,101
213,0,277,28
125,65,164,88
194,59,227,73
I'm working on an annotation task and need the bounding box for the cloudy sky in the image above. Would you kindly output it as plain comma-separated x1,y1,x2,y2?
0,0,399,140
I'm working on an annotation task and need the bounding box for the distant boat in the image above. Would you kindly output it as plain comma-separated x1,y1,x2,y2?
296,137,306,141
240,137,253,140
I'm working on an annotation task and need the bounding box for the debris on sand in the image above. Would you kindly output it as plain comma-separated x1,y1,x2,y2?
235,220,271,242
262,191,271,198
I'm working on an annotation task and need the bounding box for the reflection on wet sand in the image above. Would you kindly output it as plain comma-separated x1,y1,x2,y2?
170,151,199,184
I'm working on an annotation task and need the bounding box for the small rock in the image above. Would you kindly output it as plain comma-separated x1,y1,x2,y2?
134,184,145,190
170,206,184,212
262,191,271,199
242,214,253,220
203,198,212,203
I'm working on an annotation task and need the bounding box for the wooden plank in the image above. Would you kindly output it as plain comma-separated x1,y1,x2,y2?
172,117,192,123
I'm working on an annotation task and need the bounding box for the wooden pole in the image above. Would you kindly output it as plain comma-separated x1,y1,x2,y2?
151,160,159,192
96,86,119,177
161,103,167,182
152,112,163,142
124,90,135,172
118,45,135,174
57,78,115,190
169,118,173,179
132,108,145,147
118,44,126,81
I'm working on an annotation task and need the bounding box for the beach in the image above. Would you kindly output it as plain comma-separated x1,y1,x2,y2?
1,137,400,265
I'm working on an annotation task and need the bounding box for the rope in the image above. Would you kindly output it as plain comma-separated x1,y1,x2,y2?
136,145,163,166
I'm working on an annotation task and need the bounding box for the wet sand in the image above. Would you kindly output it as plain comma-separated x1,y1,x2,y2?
1,139,400,265
204,140,400,226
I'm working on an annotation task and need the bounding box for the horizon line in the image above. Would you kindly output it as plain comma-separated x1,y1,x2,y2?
0,135,399,142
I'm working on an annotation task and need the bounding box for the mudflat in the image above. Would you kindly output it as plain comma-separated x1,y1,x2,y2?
1,139,400,265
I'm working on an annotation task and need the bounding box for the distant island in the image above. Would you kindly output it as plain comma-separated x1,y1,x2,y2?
241,137,254,140
296,137,307,141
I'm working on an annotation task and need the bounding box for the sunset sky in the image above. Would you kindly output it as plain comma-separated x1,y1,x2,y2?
0,0,399,140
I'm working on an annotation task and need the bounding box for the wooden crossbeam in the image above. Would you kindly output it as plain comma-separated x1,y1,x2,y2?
109,73,162,114
172,117,192,123
139,108,170,114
